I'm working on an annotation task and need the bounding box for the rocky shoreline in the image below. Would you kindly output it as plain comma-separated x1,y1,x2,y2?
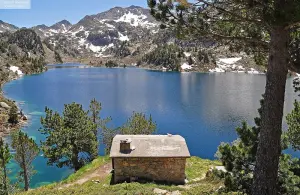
79,53,266,74
0,75,29,139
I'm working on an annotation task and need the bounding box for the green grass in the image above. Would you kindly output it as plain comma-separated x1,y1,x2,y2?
62,156,110,184
186,157,222,180
17,156,227,195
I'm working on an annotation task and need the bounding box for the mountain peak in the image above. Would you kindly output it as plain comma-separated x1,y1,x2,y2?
0,20,18,32
35,24,49,29
128,5,144,9
56,20,72,26
49,20,72,33
51,20,72,28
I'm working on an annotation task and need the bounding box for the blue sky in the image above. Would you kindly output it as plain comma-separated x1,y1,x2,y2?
0,0,148,27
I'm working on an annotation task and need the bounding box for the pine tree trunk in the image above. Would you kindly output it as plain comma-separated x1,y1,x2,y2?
2,161,8,195
252,27,289,194
72,148,81,171
23,164,29,191
22,154,29,191
92,117,98,161
20,139,30,191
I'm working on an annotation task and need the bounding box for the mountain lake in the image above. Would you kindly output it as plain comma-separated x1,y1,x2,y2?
3,64,299,188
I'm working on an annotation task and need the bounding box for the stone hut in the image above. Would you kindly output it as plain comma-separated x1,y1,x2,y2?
110,134,191,184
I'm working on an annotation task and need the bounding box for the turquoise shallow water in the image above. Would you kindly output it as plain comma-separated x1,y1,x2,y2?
2,64,298,187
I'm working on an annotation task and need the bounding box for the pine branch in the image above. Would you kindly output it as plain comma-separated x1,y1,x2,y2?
195,0,266,27
285,21,300,30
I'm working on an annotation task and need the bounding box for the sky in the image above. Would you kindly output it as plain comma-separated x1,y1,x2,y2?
0,0,148,28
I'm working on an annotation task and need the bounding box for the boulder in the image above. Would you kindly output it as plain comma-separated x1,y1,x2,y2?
206,166,230,178
153,189,182,195
22,115,28,121
153,188,168,195
0,102,11,110
170,191,181,195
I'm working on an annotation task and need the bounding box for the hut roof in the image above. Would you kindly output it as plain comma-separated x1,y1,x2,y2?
110,135,191,158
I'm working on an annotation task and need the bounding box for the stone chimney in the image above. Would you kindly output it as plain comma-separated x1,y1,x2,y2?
120,139,131,153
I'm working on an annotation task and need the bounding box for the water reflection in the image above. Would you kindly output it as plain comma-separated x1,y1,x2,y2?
47,63,92,69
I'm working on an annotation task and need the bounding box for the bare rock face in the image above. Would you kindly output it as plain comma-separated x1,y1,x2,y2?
8,29,45,56
0,102,10,110
0,20,18,33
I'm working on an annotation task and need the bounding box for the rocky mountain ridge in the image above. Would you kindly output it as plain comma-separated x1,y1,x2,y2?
0,6,263,73
0,20,18,33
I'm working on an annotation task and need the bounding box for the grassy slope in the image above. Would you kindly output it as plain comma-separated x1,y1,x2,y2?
17,156,231,195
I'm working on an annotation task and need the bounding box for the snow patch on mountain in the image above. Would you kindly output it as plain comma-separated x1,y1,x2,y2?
84,31,90,37
0,21,18,32
115,12,155,28
248,68,260,74
181,63,193,70
118,32,129,41
152,29,159,34
184,52,191,57
78,38,86,46
88,44,102,52
209,57,261,74
105,23,115,29
219,57,242,65
71,26,84,36
9,66,23,76
87,43,114,57
210,68,225,73
1,24,11,30
61,24,68,33
49,29,59,33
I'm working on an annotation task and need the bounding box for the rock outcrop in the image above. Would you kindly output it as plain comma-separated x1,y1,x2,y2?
0,102,10,110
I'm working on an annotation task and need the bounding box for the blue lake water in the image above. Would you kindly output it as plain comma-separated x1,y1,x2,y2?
2,64,298,188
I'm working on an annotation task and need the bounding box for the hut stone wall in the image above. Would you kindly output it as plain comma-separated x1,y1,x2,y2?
113,157,187,184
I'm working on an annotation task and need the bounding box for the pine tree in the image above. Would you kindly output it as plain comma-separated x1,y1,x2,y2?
148,1,300,193
8,105,18,125
0,138,12,195
141,44,180,70
287,100,300,151
89,98,101,128
0,71,8,85
101,120,117,155
88,99,113,155
40,103,98,171
217,98,300,194
217,98,263,193
89,98,102,158
120,112,157,135
101,112,157,155
11,131,39,191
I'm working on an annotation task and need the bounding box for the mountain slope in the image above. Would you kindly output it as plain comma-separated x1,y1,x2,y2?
50,20,72,33
0,6,262,73
0,20,18,33
0,28,47,79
